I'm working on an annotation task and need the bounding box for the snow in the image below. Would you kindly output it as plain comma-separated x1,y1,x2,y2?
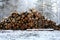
0,30,60,40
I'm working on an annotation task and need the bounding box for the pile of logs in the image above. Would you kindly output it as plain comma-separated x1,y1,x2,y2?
0,9,60,30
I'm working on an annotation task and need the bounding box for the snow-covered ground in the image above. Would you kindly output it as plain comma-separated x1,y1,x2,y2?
0,30,60,40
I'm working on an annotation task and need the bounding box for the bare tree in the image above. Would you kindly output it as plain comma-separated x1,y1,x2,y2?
36,0,58,24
